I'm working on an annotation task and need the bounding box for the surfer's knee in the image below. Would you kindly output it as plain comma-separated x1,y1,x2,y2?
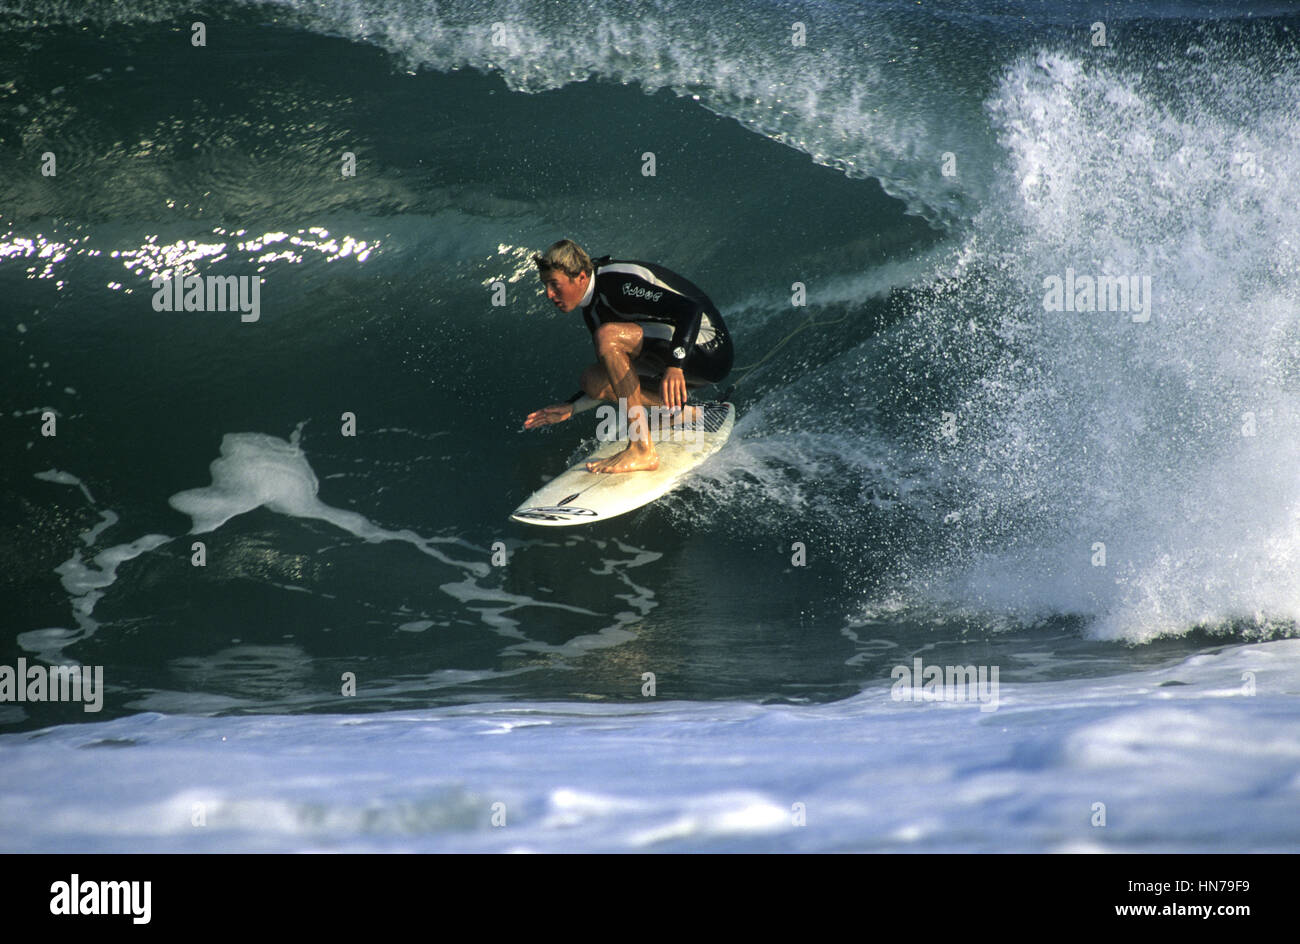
594,322,639,358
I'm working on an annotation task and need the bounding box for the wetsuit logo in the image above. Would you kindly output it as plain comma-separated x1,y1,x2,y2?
621,282,663,302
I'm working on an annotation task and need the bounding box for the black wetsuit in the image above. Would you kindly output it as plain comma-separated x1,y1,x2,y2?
576,256,734,388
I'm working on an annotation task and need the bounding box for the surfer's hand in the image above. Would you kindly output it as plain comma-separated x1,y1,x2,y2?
661,367,687,410
524,403,574,429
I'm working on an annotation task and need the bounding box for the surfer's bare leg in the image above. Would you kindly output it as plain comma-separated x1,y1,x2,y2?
585,323,661,473
580,363,663,407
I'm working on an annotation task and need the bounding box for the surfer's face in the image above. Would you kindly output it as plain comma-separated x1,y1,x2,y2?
542,269,588,312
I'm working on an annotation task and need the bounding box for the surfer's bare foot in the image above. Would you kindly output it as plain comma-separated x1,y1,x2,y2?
587,442,660,473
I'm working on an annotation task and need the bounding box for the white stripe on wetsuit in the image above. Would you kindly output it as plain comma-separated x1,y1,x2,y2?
595,263,718,346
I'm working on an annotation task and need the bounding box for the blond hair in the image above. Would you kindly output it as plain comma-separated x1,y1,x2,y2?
533,239,592,278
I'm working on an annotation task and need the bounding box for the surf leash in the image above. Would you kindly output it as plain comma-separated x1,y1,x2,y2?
717,308,851,402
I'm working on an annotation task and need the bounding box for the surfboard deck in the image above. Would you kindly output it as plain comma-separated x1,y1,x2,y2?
511,401,735,526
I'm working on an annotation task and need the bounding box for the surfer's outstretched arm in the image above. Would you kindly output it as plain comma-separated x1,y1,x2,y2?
523,392,604,429
523,403,574,429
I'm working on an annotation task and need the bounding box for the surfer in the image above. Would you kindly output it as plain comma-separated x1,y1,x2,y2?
523,240,734,473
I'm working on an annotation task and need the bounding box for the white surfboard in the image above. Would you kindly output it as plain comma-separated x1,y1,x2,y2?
511,401,736,526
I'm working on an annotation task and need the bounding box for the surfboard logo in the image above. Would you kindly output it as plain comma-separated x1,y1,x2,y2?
514,505,599,521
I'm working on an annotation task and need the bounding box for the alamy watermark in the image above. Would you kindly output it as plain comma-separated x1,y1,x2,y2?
50,875,150,924
1042,268,1151,323
0,658,103,712
595,398,704,444
151,273,261,322
891,657,1000,712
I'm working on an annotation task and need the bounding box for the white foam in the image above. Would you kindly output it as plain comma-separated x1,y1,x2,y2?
34,468,94,503
168,432,487,575
1,639,1296,852
823,44,1300,642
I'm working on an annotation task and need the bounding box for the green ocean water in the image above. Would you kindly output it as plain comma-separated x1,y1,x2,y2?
4,1,1299,736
